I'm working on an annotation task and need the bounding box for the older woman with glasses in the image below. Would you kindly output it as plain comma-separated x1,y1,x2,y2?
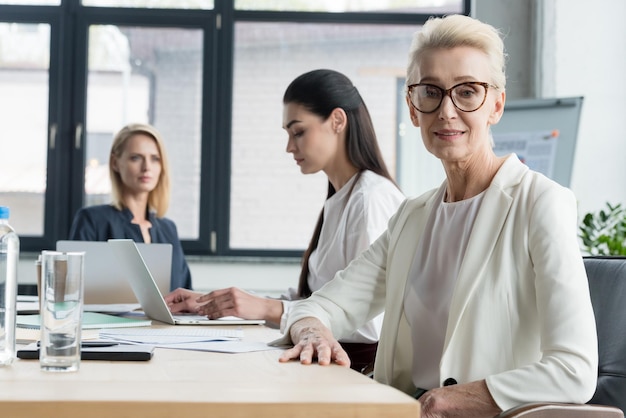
276,14,598,417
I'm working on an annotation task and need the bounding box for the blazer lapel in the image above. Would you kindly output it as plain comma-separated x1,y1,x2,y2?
386,186,443,313
378,186,441,387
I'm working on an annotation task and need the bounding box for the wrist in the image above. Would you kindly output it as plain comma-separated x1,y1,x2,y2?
265,298,284,325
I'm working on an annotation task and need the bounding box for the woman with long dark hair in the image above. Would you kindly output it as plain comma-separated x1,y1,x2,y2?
166,69,404,371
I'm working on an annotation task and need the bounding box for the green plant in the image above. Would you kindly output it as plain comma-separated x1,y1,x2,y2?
579,202,626,256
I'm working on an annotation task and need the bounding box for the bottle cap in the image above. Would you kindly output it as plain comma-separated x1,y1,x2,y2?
0,206,9,219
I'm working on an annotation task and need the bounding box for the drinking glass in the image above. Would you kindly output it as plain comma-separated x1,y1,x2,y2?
39,251,84,372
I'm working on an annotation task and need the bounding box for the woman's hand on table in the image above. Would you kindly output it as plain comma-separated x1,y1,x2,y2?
279,317,350,367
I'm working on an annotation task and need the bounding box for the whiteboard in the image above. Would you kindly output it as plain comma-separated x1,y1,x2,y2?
491,96,583,187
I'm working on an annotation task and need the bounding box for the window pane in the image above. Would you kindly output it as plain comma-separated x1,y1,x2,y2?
82,0,213,9
85,25,203,239
235,0,463,13
230,22,417,250
0,0,59,5
0,22,50,236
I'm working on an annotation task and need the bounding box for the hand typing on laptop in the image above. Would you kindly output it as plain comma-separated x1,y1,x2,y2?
107,240,264,326
165,287,283,326
164,288,202,313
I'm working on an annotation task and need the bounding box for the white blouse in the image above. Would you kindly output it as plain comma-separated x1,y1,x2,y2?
281,170,405,343
404,187,485,389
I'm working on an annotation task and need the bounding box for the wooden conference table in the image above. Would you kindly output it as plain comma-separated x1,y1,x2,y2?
1,324,421,418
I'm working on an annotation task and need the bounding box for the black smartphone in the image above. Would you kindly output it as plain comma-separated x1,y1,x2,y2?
17,342,154,361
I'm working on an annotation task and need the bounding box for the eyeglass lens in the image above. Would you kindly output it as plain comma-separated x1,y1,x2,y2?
411,82,487,113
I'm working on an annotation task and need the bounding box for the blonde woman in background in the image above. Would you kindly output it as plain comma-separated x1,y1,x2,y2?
69,123,192,290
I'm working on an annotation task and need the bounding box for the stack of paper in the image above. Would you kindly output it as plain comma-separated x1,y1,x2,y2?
99,328,280,353
99,327,243,344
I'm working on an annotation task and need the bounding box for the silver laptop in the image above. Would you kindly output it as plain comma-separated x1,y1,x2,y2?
107,239,265,326
56,240,172,304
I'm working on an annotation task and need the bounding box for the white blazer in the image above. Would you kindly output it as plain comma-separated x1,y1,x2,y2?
279,155,598,411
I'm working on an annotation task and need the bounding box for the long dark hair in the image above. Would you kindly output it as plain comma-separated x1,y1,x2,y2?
283,69,396,297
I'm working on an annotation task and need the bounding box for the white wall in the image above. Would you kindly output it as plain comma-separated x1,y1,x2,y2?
475,0,626,217
187,258,299,296
547,0,626,217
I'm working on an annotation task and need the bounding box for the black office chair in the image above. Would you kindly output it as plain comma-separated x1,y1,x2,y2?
496,256,626,418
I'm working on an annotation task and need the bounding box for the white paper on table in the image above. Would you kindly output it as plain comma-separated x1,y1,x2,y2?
99,327,244,345
157,341,283,353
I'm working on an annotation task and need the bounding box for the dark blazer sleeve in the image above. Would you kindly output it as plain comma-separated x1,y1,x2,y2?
68,207,99,240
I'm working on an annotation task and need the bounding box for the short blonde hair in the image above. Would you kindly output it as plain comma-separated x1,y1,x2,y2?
109,123,171,218
406,14,507,90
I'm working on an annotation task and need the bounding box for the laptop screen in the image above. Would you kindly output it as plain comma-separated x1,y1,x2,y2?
56,240,172,304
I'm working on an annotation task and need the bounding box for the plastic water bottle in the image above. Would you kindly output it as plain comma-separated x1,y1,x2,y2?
0,206,19,366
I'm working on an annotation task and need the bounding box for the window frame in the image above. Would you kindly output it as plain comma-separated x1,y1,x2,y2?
72,5,221,255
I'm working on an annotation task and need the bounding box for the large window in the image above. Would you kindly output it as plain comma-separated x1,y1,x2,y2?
85,25,204,239
0,0,469,257
0,22,50,236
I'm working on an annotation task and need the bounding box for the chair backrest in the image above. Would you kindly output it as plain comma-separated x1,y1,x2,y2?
584,256,626,411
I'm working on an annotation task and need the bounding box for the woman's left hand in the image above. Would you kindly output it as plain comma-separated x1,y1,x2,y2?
164,288,203,313
279,317,351,367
